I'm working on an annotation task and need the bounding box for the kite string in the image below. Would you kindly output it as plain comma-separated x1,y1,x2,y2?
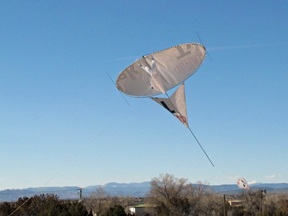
196,32,212,61
188,127,240,181
188,127,215,167
106,73,130,106
216,167,239,177
9,113,122,216
188,124,246,186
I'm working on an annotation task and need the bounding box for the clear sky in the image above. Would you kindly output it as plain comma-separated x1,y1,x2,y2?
1,1,287,191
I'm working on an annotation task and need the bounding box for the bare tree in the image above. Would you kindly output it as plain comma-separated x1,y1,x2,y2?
149,174,188,200
83,187,138,216
262,193,288,215
185,181,220,216
118,195,135,209
147,173,190,216
147,174,224,216
240,190,261,215
83,187,110,216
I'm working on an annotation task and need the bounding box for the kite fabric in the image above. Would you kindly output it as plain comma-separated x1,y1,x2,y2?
150,83,189,128
237,178,250,190
139,56,166,95
116,43,206,97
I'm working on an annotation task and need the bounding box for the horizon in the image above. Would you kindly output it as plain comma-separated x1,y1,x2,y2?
2,180,288,202
3,180,288,191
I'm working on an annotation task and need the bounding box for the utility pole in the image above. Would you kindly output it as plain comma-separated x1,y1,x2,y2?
77,188,83,199
260,191,262,214
223,194,226,216
259,189,266,215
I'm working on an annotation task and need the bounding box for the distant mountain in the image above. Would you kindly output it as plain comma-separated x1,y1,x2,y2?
209,183,288,195
1,182,288,202
0,187,80,202
250,183,288,189
209,184,239,193
85,182,151,197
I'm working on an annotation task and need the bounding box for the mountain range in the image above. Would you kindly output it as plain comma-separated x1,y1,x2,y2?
1,182,288,202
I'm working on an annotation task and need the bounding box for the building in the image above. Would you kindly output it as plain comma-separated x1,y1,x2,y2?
128,204,156,216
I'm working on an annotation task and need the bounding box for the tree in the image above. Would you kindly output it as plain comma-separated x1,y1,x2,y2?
83,186,112,216
0,194,90,216
147,174,227,216
185,181,218,215
262,193,288,216
240,190,261,215
83,187,136,216
104,205,127,216
147,173,191,216
0,202,15,216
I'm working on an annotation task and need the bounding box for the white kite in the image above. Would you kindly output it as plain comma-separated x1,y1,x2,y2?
116,43,206,97
115,43,214,166
237,178,250,190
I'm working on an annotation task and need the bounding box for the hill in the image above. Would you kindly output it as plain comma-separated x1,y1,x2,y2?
1,182,288,202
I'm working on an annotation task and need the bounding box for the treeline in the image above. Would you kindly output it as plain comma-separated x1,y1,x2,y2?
0,194,90,216
0,194,136,216
1,174,288,216
146,174,288,216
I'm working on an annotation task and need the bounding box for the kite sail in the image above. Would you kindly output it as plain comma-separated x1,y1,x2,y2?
151,82,189,128
139,56,166,95
116,43,206,97
237,178,250,190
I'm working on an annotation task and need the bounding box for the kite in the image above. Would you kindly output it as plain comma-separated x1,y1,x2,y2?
237,178,250,190
116,43,214,166
116,43,206,97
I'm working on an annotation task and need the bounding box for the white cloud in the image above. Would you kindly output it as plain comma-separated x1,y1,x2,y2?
249,180,257,185
266,175,276,179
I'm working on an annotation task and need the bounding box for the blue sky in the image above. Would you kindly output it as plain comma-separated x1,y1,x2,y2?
1,1,287,191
